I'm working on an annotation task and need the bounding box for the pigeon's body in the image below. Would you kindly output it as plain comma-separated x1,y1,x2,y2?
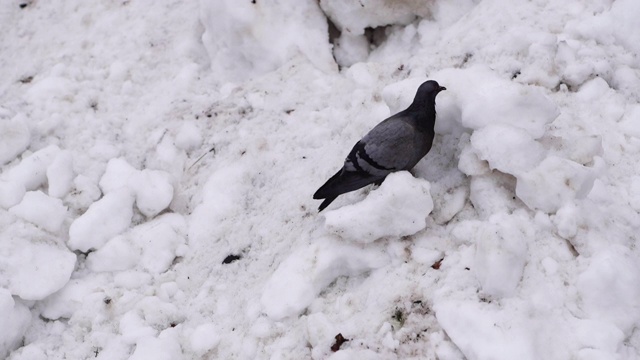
314,80,445,211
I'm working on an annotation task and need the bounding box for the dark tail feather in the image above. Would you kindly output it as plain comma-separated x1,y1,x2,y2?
314,169,344,199
314,169,384,211
318,195,338,212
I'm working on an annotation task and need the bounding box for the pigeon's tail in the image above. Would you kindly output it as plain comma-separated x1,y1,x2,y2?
317,195,338,212
313,169,382,211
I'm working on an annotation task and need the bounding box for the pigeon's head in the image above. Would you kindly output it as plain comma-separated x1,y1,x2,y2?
409,80,446,111
417,80,446,98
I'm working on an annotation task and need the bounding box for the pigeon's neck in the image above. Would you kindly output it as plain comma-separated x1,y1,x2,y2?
405,98,437,131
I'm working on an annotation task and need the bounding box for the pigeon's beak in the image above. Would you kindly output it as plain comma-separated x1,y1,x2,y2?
438,86,447,92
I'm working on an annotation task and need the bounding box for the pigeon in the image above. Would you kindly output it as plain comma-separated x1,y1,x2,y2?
313,80,446,211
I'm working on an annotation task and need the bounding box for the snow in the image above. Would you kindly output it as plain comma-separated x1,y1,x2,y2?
0,113,30,165
189,323,221,355
68,189,134,252
516,156,599,213
0,222,75,301
325,172,433,243
46,150,74,198
1,0,640,359
9,191,67,232
261,239,389,320
0,289,31,359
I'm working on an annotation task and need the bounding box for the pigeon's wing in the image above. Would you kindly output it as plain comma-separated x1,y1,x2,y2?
358,118,417,172
313,168,382,200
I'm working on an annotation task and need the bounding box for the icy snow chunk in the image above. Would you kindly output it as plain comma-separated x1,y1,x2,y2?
250,317,272,338
575,77,610,102
431,66,559,139
68,189,135,252
46,150,74,198
306,313,337,349
114,271,152,289
607,0,640,56
332,33,370,67
0,145,60,209
411,247,443,265
2,144,60,191
9,191,67,232
189,323,220,355
619,104,640,139
261,239,389,320
457,136,490,176
324,172,433,243
0,179,26,209
515,156,597,213
130,329,183,360
435,300,534,360
39,275,108,320
470,124,546,175
5,344,47,360
23,76,72,104
577,246,640,334
68,174,101,209
0,226,76,301
132,214,186,274
86,235,139,272
120,310,157,344
87,213,185,273
200,0,335,82
432,185,468,225
345,62,377,88
131,170,174,218
552,203,579,239
99,157,137,194
571,0,640,59
469,175,518,218
473,212,530,298
99,158,174,217
0,289,31,359
0,113,30,165
319,0,430,36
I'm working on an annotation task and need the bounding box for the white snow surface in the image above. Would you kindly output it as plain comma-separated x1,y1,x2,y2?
1,0,640,359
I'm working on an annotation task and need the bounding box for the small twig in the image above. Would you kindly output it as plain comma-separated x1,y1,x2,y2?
188,146,216,171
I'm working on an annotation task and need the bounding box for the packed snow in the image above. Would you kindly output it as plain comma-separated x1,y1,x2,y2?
1,0,640,359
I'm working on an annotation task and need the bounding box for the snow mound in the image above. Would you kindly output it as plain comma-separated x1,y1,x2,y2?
435,300,534,360
189,323,220,355
472,212,530,298
100,158,174,218
577,245,640,334
470,124,546,175
0,289,31,359
319,0,430,36
200,0,335,82
131,169,174,218
0,113,30,165
68,189,135,252
261,239,389,320
129,330,182,360
433,66,559,138
0,223,76,301
9,191,67,233
86,213,187,274
515,156,599,213
46,150,74,199
324,172,433,243
0,145,60,208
